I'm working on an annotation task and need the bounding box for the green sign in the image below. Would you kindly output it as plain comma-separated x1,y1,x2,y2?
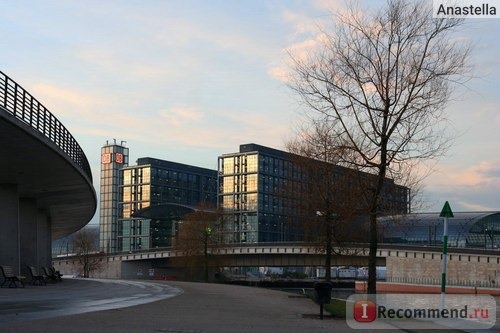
439,201,454,218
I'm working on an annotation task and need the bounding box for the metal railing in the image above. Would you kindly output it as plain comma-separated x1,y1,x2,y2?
0,71,92,181
387,276,498,289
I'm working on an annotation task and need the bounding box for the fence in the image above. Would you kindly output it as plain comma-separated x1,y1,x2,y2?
387,276,498,288
0,71,92,180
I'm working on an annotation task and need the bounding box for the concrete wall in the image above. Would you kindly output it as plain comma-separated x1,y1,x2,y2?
0,184,20,273
54,257,122,279
54,249,500,287
387,250,500,286
54,257,208,281
0,184,52,275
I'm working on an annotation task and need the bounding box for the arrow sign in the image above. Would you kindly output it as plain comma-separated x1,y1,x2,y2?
439,201,454,218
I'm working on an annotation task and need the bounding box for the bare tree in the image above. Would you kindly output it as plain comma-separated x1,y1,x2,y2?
286,121,369,281
173,208,223,282
72,228,104,278
288,0,470,293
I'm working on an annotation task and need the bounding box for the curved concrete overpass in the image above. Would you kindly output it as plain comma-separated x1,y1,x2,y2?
0,71,96,274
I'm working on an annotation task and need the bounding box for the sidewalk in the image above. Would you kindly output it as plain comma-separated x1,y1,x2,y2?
0,279,467,333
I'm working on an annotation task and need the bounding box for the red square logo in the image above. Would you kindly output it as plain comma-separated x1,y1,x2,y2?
353,300,377,322
101,153,111,164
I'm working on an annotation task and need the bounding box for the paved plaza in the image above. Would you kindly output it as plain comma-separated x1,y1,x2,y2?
0,278,492,332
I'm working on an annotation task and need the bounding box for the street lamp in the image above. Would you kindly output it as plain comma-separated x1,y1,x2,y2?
484,225,494,249
484,225,487,248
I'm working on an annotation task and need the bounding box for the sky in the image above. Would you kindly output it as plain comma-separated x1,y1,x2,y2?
1,0,500,224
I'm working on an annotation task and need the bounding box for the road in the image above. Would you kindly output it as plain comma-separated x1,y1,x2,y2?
0,278,494,332
0,277,181,326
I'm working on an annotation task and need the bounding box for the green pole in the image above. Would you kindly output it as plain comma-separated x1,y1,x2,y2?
439,201,453,310
440,217,448,309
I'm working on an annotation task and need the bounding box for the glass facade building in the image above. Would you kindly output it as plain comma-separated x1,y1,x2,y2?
99,141,409,252
218,143,410,244
380,212,500,248
99,141,129,253
118,157,217,252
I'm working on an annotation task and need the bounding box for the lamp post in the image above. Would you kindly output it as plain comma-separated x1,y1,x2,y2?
485,225,494,249
316,210,337,282
484,225,487,249
203,226,212,282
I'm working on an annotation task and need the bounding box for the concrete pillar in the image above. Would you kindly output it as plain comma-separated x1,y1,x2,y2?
19,198,37,276
37,210,51,268
0,184,20,274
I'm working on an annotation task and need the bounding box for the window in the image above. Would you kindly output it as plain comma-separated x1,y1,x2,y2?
247,174,257,191
223,158,234,175
123,170,131,185
247,154,258,172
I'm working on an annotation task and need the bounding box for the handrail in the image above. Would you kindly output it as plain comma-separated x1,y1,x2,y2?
0,71,92,181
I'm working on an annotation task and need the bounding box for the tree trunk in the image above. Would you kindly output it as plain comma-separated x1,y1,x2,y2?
367,137,388,294
204,236,209,282
367,211,378,293
325,214,333,282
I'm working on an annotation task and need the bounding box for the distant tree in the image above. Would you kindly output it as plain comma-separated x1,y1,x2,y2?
173,208,224,282
286,121,369,282
72,228,104,278
288,0,470,293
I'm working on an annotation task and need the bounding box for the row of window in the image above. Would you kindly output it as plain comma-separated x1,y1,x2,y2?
123,185,151,202
100,191,121,202
101,169,122,179
220,154,310,179
122,201,151,218
221,174,258,194
221,155,258,175
123,167,151,185
220,193,302,216
124,167,217,190
221,193,258,211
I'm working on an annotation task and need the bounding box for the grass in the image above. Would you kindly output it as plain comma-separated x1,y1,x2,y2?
324,298,347,318
301,289,348,319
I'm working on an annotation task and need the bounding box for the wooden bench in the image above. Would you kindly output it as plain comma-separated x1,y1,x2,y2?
0,265,25,288
27,266,46,286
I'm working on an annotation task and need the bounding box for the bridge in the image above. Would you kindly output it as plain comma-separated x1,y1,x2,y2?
110,243,385,267
54,243,500,288
0,71,96,275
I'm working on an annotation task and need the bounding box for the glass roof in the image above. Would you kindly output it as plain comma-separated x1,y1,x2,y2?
379,212,500,248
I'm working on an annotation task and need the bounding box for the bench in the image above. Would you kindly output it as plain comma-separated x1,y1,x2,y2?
0,265,25,288
27,266,46,286
43,267,60,283
50,267,63,282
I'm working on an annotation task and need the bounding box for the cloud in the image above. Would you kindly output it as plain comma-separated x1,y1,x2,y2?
268,30,328,84
422,159,500,211
158,106,204,128
440,160,500,187
281,0,346,38
312,0,346,12
271,2,343,84
33,83,100,111
281,9,320,38
455,200,493,212
268,66,290,83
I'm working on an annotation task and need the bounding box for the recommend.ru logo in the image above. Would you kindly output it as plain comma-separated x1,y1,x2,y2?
346,294,496,330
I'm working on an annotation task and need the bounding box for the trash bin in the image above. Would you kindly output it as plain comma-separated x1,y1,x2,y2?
314,281,332,305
